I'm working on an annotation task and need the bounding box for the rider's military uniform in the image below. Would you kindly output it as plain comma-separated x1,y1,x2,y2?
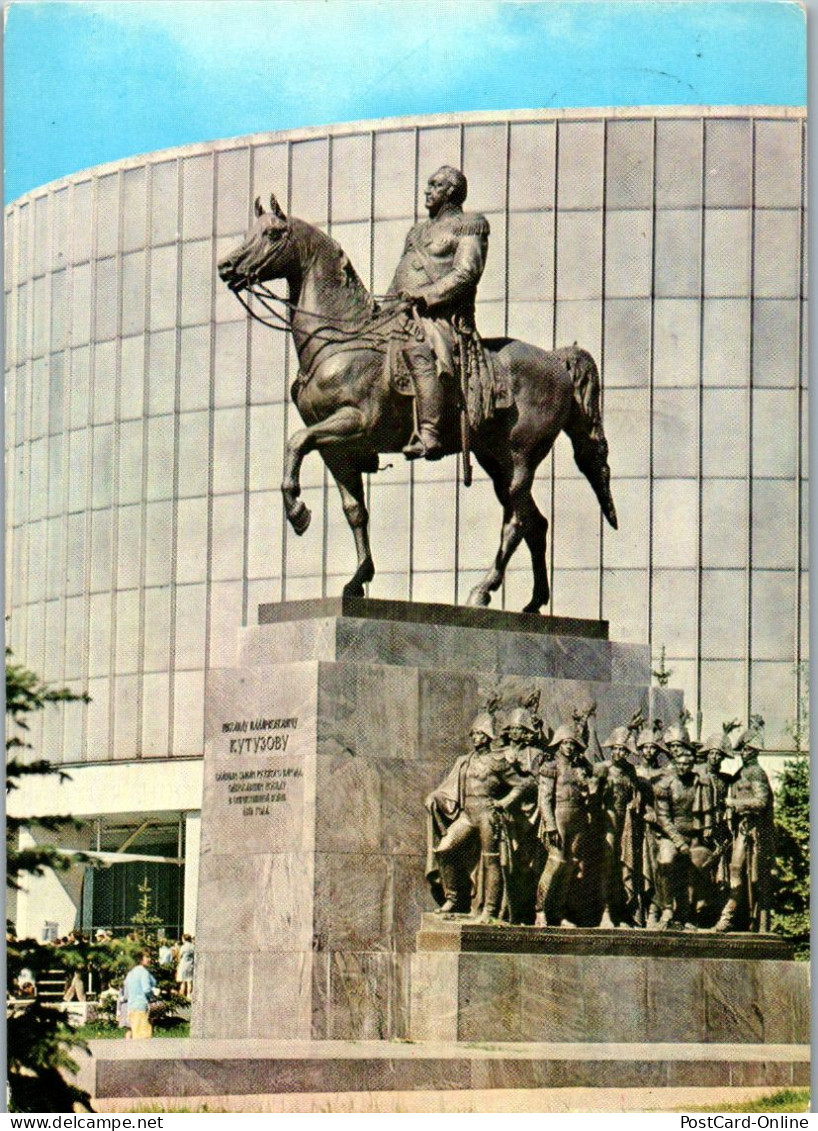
389,204,489,456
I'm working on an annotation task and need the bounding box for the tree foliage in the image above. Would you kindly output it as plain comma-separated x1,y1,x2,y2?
772,665,809,957
773,750,810,957
6,651,94,1112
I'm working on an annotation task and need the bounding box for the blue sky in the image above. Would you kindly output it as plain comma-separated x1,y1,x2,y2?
4,0,807,202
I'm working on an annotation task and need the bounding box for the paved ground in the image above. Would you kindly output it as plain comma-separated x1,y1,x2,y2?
91,1085,801,1113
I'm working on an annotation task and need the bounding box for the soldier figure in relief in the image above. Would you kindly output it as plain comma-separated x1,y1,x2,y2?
388,166,490,460
653,726,717,930
425,712,537,923
634,728,671,929
595,727,642,928
714,731,775,932
536,725,597,928
698,732,736,924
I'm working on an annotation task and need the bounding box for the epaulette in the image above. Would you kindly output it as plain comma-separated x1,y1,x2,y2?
452,213,490,237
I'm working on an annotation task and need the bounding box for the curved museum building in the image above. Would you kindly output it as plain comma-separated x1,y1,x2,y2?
5,106,807,938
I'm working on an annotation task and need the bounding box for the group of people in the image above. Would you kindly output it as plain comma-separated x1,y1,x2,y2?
425,705,774,933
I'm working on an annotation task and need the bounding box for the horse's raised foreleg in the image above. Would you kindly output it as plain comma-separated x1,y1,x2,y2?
281,407,366,535
323,454,375,598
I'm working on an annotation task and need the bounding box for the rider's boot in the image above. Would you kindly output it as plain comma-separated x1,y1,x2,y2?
404,360,444,460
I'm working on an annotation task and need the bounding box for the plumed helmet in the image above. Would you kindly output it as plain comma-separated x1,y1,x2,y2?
470,712,495,741
504,706,536,734
663,724,694,750
549,723,586,750
635,728,669,754
734,728,760,754
699,733,732,756
602,726,633,749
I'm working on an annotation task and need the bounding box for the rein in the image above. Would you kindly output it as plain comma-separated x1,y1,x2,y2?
232,283,404,340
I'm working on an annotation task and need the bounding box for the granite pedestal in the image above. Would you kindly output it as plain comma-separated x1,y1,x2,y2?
411,916,809,1046
192,597,682,1042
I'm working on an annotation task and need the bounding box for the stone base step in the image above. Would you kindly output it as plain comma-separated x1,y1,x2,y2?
77,1039,809,1101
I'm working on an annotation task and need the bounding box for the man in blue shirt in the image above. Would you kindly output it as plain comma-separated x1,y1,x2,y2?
123,950,157,1039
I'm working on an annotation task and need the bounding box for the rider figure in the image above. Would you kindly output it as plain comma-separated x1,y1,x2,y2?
388,166,490,460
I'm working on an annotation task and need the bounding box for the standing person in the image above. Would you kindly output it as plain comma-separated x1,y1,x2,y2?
653,727,717,930
426,712,538,922
388,166,490,460
698,732,736,924
634,728,671,929
123,951,156,1039
714,731,775,932
537,724,597,927
176,934,195,998
595,728,642,928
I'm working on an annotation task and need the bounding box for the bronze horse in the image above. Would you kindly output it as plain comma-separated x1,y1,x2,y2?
218,195,617,612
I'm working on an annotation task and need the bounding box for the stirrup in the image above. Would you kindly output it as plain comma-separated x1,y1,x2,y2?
403,428,443,461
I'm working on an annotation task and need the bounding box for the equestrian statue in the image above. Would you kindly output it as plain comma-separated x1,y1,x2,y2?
217,166,617,612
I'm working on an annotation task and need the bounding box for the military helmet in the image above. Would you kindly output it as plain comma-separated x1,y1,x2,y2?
549,723,586,751
504,706,537,735
635,728,669,754
734,728,760,754
602,726,633,750
699,733,731,756
470,712,495,741
663,724,694,750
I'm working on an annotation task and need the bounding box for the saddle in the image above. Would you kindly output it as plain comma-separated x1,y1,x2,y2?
385,313,511,428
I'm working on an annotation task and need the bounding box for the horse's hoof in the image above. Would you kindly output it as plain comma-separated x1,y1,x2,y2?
522,601,543,614
342,583,365,598
288,500,311,536
467,587,491,608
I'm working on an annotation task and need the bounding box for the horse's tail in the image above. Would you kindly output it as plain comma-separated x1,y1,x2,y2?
563,346,618,529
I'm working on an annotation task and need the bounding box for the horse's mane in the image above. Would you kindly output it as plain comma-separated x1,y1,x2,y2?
292,217,377,326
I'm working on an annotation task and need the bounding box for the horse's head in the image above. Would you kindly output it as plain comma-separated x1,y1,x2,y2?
218,194,293,292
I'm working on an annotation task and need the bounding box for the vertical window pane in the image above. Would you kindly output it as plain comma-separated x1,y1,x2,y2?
702,480,749,568
121,251,146,336
179,325,212,412
181,240,212,326
122,166,147,252
144,586,172,672
291,139,329,222
330,134,372,223
182,154,214,240
462,125,506,213
90,508,113,593
149,245,178,332
701,570,746,656
96,173,120,257
212,408,245,495
653,389,698,478
374,130,416,219
654,299,699,387
147,330,177,417
216,148,250,235
146,415,175,501
704,119,752,207
558,121,604,209
150,160,178,245
606,119,653,209
652,569,698,658
702,299,750,386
